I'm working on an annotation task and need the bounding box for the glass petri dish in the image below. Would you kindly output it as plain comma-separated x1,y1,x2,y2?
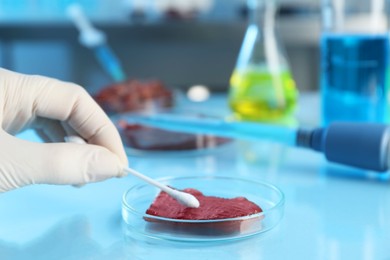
112,111,234,157
122,176,284,243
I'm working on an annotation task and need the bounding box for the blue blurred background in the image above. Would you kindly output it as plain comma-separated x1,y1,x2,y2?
0,0,320,94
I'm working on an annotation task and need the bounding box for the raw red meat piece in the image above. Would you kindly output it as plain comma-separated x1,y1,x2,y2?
118,121,231,151
95,79,231,152
145,188,263,235
94,79,173,114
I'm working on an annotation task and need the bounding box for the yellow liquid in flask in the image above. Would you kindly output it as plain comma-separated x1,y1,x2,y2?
229,67,298,121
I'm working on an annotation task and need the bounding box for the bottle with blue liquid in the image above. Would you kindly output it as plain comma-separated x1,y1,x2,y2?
321,0,390,125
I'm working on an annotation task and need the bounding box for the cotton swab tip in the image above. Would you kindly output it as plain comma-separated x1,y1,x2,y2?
171,190,200,208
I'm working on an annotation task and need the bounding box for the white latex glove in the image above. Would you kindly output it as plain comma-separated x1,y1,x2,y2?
0,68,128,192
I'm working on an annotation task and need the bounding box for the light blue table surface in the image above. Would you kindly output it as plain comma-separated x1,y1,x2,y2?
1,93,389,260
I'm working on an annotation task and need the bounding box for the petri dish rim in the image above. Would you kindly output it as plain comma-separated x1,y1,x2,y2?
122,175,285,242
111,109,235,157
121,140,235,158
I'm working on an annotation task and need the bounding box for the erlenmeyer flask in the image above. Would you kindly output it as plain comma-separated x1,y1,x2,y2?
229,0,298,122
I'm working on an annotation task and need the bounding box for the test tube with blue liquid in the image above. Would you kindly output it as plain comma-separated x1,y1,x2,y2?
320,0,390,125
67,4,126,82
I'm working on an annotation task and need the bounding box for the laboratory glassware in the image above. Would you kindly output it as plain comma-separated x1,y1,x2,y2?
321,0,390,125
122,176,284,242
67,4,126,82
229,0,298,122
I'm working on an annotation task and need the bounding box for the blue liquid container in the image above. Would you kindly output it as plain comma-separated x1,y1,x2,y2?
321,33,390,125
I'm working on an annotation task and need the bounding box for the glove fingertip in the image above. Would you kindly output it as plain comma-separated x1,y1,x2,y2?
86,148,124,182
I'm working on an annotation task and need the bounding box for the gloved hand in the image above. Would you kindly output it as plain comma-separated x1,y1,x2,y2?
0,68,128,192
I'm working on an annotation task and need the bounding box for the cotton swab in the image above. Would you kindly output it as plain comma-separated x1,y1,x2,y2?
122,167,200,208
65,136,200,208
